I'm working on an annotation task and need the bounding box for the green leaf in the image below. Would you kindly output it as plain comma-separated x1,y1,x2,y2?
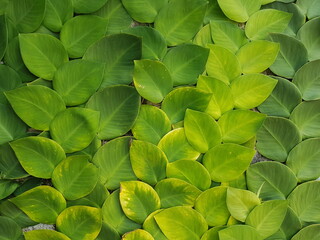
92,137,136,190
0,103,27,145
92,0,133,35
256,116,302,161
166,160,211,191
236,40,280,74
0,15,7,60
226,187,261,222
0,216,22,240
197,76,234,119
0,180,19,200
132,105,171,145
10,136,65,179
9,186,66,224
287,138,320,182
53,60,104,106
206,45,241,84
43,0,73,32
120,181,161,224
231,74,277,109
247,161,298,200
154,0,208,46
268,34,308,78
210,20,248,53
60,16,107,58
52,155,99,200
218,110,266,144
102,190,141,235
130,140,167,185
245,9,292,40
201,226,225,240
0,143,28,179
184,108,221,153
195,186,230,226
161,87,212,124
6,0,45,33
297,0,320,19
122,0,166,23
56,206,102,240
158,128,200,163
133,59,173,103
288,181,320,224
69,136,101,160
96,223,121,240
155,178,201,208
163,44,209,86
279,207,302,240
290,100,320,139
143,210,168,240
83,34,142,88
204,0,227,23
0,64,22,104
19,33,68,80
246,200,288,238
123,26,167,60
24,230,71,240
217,0,260,22
258,77,302,118
5,85,66,131
86,85,140,140
71,0,108,13
203,143,255,182
193,24,213,48
122,229,155,240
291,224,320,240
297,17,320,61
49,107,100,153
154,206,208,240
218,225,263,240
293,60,320,101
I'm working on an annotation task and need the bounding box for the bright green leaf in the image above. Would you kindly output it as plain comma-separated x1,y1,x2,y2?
122,229,154,240
219,225,263,240
291,224,320,240
24,230,71,240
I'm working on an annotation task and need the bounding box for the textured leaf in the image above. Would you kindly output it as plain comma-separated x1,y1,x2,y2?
19,33,68,80
56,206,102,240
155,206,208,240
256,116,302,161
133,59,172,103
92,137,136,190
10,186,66,224
247,161,298,201
10,136,65,179
86,85,140,140
60,15,107,58
49,107,100,153
83,34,141,88
154,0,207,46
120,181,161,224
158,128,200,163
245,9,292,40
130,140,167,185
236,40,280,74
203,143,255,182
195,186,230,226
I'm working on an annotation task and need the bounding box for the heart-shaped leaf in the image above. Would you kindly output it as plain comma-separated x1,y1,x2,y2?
155,206,208,240
10,186,66,224
247,161,298,200
24,230,71,240
56,206,102,240
0,216,22,240
130,140,167,185
158,128,200,163
49,107,100,153
163,44,209,86
131,105,171,145
120,181,161,224
53,59,104,106
203,143,255,182
133,59,172,103
86,85,140,140
92,137,136,190
256,116,302,161
195,186,230,226
154,0,207,46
